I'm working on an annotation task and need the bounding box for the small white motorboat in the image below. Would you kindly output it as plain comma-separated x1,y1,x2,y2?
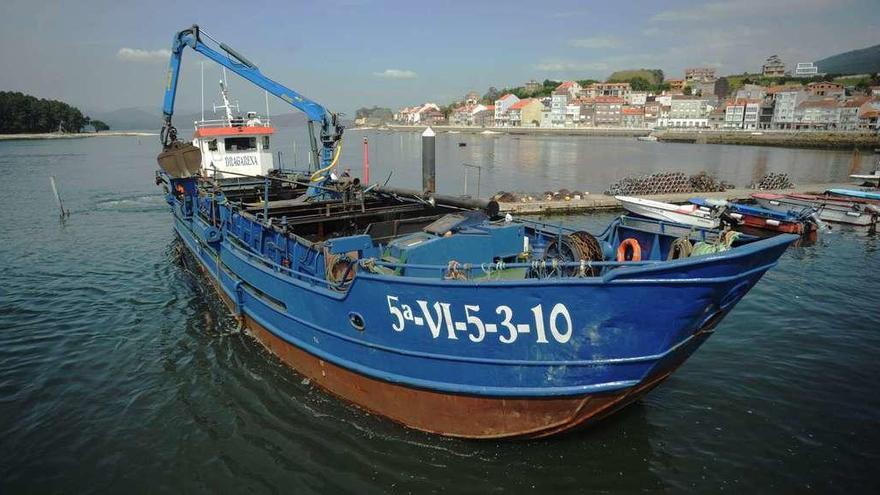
637,135,659,142
615,195,721,229
850,170,880,185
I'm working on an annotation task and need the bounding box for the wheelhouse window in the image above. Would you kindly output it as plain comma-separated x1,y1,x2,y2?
208,139,218,151
262,136,270,150
226,137,256,151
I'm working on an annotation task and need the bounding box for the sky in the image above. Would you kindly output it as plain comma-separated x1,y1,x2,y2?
1,0,879,117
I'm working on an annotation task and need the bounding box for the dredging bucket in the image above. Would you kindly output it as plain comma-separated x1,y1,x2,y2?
157,141,202,178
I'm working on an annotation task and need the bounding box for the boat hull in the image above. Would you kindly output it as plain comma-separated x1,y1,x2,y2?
735,213,813,234
616,196,720,229
170,210,792,438
190,238,715,439
753,194,877,226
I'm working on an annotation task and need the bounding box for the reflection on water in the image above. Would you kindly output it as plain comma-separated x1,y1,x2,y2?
1,136,880,493
270,129,866,196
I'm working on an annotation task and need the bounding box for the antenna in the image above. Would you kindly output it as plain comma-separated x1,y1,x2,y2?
200,61,205,121
265,90,270,123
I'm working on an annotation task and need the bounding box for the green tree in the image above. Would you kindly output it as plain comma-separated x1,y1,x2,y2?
628,76,651,91
91,119,110,132
481,87,501,104
683,86,693,95
0,91,88,134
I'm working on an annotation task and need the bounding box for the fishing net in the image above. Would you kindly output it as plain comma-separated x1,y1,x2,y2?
604,171,727,196
750,172,793,190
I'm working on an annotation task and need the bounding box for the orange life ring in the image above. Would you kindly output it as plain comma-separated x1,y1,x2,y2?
616,238,642,262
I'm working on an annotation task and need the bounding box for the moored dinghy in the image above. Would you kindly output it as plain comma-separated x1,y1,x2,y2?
616,195,722,229
752,193,879,226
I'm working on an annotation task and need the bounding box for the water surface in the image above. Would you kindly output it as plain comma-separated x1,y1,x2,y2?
0,134,878,493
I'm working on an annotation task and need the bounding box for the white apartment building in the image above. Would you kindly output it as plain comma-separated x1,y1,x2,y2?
668,97,710,128
494,94,520,126
795,62,820,77
772,90,808,129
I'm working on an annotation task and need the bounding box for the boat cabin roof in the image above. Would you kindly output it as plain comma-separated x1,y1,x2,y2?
194,125,275,139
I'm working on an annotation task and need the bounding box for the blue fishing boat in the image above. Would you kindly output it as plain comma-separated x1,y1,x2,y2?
689,198,817,234
154,26,798,438
826,188,880,202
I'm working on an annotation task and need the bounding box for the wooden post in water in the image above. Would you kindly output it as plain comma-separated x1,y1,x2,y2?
422,127,435,194
49,176,69,217
363,137,370,184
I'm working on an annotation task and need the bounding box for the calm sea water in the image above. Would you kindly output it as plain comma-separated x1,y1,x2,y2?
1,132,878,493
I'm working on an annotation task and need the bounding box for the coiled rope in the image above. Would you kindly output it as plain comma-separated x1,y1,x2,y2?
667,236,694,260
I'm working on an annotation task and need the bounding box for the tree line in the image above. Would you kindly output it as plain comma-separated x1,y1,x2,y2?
0,91,109,134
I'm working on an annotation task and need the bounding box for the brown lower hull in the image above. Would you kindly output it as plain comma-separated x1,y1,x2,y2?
197,250,700,439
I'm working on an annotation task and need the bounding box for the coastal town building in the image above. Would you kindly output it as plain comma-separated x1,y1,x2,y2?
449,103,494,126
685,67,716,83
708,106,726,129
572,99,595,127
666,79,686,93
839,98,867,131
724,99,762,129
643,100,660,128
668,96,710,128
395,103,442,124
759,100,775,129
621,106,645,128
657,105,671,127
794,62,820,78
625,92,648,106
548,81,582,127
795,98,840,129
494,94,520,126
858,101,880,132
694,81,716,97
508,98,544,127
473,105,494,127
524,80,543,93
762,55,786,77
772,90,808,129
593,96,624,127
465,91,480,105
736,84,767,100
589,82,631,98
806,82,844,98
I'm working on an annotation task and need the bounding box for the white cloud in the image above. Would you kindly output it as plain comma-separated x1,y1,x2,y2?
373,69,418,79
569,37,617,49
650,0,836,22
116,48,171,62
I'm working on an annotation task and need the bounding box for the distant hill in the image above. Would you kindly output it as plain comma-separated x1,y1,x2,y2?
816,44,880,75
607,69,664,85
89,107,161,131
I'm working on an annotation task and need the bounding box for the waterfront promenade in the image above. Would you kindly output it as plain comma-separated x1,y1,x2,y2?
383,125,880,150
498,182,857,215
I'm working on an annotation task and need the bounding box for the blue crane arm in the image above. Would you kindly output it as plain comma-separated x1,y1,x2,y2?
160,25,343,173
